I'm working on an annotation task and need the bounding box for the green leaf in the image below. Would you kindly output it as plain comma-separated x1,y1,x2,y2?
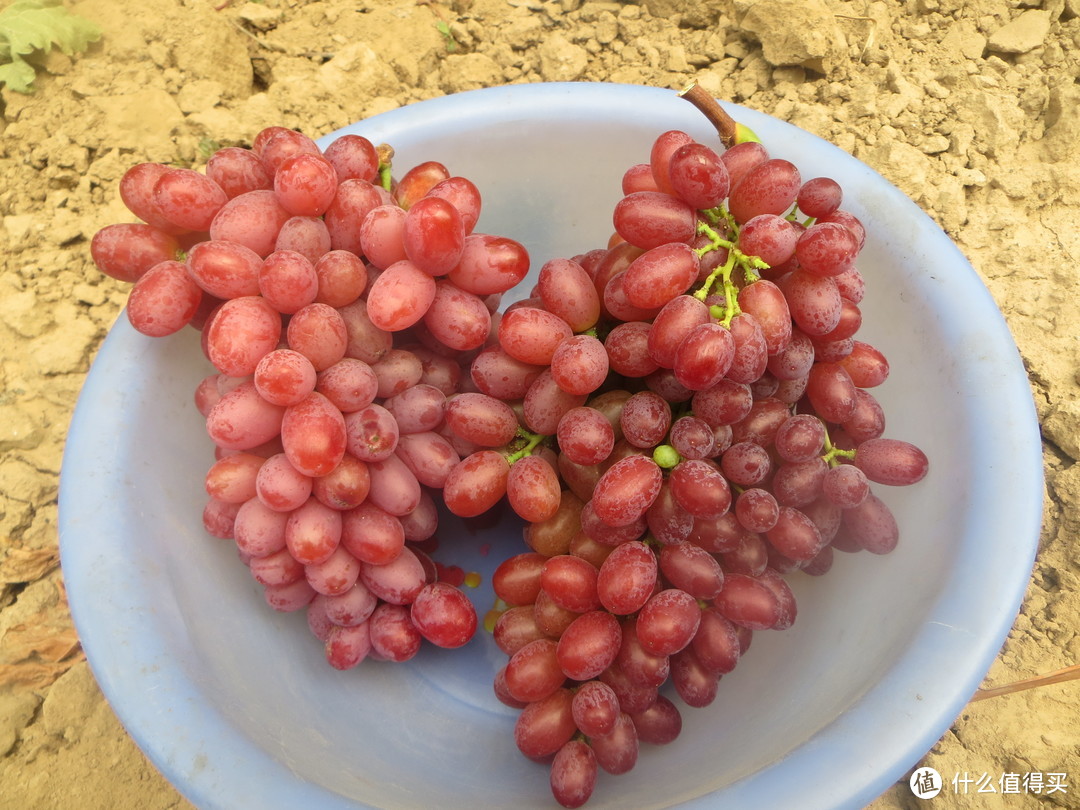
0,55,37,93
0,0,102,93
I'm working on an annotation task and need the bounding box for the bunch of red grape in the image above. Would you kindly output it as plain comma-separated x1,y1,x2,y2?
89,127,525,666
459,130,929,805
89,106,929,808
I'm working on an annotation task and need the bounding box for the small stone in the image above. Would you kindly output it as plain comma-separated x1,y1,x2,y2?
863,140,932,193
319,43,399,100
734,0,847,73
29,315,101,375
71,283,107,307
1043,84,1080,163
502,13,546,48
363,96,401,118
0,691,40,756
940,22,987,60
1044,400,1080,461
87,90,185,150
4,214,35,242
538,34,589,82
987,10,1052,55
42,662,103,741
0,458,56,505
439,53,504,94
236,1,284,30
0,281,45,339
176,79,224,115
0,401,47,452
919,133,951,154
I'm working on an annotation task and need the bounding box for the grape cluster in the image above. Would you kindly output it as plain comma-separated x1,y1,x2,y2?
464,131,928,806
90,127,537,667
89,110,929,809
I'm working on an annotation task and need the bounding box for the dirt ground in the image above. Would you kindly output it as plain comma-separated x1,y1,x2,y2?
0,0,1077,807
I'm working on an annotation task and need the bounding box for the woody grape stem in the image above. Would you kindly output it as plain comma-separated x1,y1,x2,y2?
678,82,738,149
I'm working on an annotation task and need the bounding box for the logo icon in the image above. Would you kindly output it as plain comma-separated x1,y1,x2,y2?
910,767,943,799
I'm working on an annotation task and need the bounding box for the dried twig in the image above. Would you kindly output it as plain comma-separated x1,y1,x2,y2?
970,663,1080,702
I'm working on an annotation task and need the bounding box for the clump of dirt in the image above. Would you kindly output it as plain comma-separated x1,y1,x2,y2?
1,0,1077,807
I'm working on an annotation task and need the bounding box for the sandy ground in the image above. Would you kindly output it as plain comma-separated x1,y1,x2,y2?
0,0,1078,807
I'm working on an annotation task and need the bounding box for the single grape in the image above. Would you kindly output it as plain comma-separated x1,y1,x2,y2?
273,153,338,217
365,452,422,516
691,606,742,674
91,222,182,283
590,455,663,528
393,160,450,209
507,455,562,523
210,189,293,258
673,322,736,391
649,129,696,195
612,191,697,250
549,740,598,810
365,259,437,332
571,680,621,738
550,334,609,397
127,260,203,337
500,306,574,366
442,450,510,518
285,496,342,566
622,242,699,310
734,487,780,533
206,146,273,198
410,582,478,648
424,280,491,351
403,195,465,276
322,134,379,183
797,176,843,218
668,141,730,209
589,712,639,775
259,249,319,314
604,321,660,378
765,506,827,562
822,464,871,508
719,140,769,189
206,381,285,451
839,340,890,387
739,213,801,270
596,540,657,615
556,610,622,681
514,688,577,760
854,438,930,486
152,167,228,232
659,541,724,601
795,221,860,278
671,646,720,708
557,406,615,467
447,233,530,295
727,159,801,224
537,257,602,333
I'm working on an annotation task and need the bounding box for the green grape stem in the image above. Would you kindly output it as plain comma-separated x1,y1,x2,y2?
821,429,857,468
504,427,547,464
693,221,769,327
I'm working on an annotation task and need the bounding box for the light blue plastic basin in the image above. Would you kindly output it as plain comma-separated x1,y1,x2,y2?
59,82,1043,810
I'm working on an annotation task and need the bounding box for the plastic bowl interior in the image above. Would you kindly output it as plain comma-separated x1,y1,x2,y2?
59,83,1043,810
